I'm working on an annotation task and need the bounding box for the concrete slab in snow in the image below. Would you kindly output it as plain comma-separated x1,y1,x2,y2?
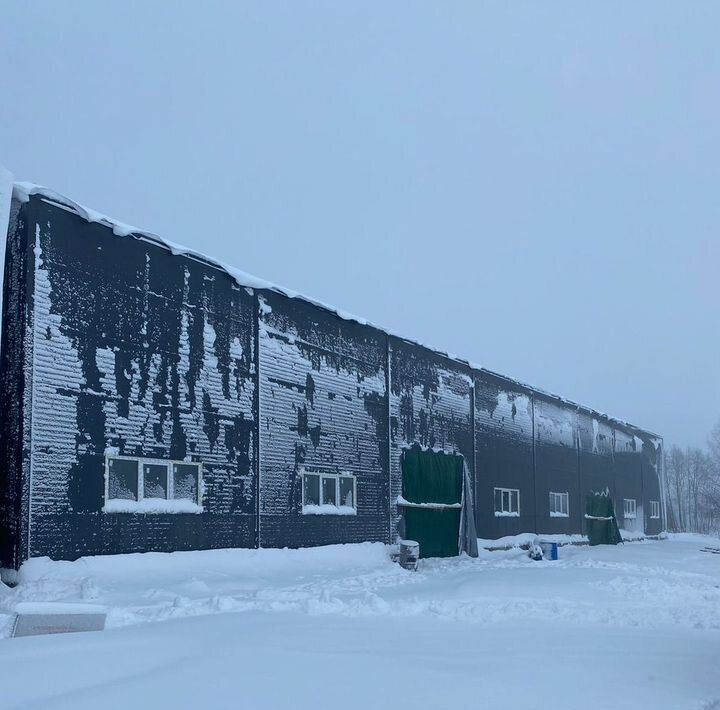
12,602,107,638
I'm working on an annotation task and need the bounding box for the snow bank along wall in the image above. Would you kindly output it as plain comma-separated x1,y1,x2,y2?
0,189,664,572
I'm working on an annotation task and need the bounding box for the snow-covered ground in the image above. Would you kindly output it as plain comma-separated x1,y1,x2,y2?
1,534,720,710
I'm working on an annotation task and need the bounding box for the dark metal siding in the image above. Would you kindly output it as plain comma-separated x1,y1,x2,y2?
22,197,257,560
614,428,645,533
577,411,616,532
389,339,474,537
642,442,663,536
474,374,535,538
0,199,33,570
257,291,389,547
0,195,665,567
533,397,582,535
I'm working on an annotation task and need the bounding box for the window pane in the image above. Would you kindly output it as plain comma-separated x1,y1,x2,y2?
502,490,510,512
494,488,502,512
144,463,168,499
108,458,138,500
550,493,557,513
339,477,354,507
511,490,519,513
322,477,337,506
303,474,320,506
562,494,568,515
173,464,199,501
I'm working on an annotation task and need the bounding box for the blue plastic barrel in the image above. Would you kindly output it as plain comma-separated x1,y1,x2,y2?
539,540,558,561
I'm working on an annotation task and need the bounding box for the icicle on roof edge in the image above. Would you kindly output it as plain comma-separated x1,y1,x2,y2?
10,181,662,441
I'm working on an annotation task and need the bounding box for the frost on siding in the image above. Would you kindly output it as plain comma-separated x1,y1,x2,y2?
0,198,32,569
389,340,473,537
473,376,535,536
258,293,388,546
26,200,256,555
533,398,581,532
475,381,533,443
577,412,615,457
534,397,577,449
30,223,85,517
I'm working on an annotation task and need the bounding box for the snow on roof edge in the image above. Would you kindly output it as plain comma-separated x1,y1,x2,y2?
11,181,661,441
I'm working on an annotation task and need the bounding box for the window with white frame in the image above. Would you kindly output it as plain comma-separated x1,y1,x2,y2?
104,456,203,513
302,470,357,515
549,491,569,517
494,487,520,517
650,500,661,519
623,498,637,519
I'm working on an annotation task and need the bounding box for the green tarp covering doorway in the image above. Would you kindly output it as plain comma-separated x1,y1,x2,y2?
585,490,623,546
400,446,478,559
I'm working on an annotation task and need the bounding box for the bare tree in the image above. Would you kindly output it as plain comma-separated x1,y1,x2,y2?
663,418,720,535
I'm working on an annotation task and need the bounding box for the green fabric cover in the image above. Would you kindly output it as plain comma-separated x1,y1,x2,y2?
401,447,463,505
401,447,464,558
586,492,623,546
403,508,461,558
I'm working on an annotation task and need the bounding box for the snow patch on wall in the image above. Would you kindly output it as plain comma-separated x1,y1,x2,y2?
535,399,577,448
29,223,85,520
592,418,599,454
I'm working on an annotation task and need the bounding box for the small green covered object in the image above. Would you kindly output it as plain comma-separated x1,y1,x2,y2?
585,490,623,546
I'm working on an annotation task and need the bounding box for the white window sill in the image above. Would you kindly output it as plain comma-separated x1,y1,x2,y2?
302,504,357,516
550,512,569,518
624,514,637,520
650,516,660,520
103,498,203,514
494,511,519,517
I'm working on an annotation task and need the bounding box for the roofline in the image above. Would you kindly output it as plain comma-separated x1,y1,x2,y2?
12,182,662,442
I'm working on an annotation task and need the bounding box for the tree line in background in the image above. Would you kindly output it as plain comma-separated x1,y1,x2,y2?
663,418,720,535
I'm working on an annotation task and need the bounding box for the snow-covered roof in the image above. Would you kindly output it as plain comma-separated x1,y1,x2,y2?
11,181,661,441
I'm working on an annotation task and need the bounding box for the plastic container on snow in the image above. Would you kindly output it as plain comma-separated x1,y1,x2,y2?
538,540,559,561
399,540,420,571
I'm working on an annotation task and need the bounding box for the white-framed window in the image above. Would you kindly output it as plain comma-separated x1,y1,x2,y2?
104,456,203,513
650,500,661,519
302,469,357,515
549,491,569,517
494,487,520,517
623,498,637,519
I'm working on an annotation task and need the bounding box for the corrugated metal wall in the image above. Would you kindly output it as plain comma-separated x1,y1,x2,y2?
388,339,475,536
11,197,258,564
257,291,389,547
0,195,664,568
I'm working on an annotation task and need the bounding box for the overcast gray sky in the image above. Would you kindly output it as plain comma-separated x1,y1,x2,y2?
1,2,718,447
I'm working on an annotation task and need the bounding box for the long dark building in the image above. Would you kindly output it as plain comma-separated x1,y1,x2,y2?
0,182,665,579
